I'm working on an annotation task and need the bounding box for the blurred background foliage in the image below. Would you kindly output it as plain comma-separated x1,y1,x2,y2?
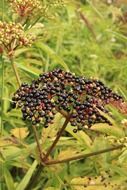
0,0,127,189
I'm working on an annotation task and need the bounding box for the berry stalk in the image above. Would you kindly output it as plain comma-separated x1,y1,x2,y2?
0,55,4,134
32,125,45,163
45,144,124,165
25,116,70,190
42,115,71,162
25,144,124,190
11,58,21,87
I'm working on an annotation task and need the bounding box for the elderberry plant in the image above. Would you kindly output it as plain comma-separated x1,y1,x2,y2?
12,69,123,133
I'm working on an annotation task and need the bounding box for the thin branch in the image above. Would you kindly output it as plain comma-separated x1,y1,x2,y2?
25,115,71,190
25,144,124,190
32,125,45,164
10,55,46,166
56,107,68,118
10,58,21,87
42,115,71,162
45,144,124,165
0,55,4,134
77,9,96,39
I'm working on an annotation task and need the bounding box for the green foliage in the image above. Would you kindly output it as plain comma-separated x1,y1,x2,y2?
0,0,127,189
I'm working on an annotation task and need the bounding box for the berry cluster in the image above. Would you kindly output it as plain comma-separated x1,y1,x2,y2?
8,0,42,18
0,22,35,56
12,69,123,132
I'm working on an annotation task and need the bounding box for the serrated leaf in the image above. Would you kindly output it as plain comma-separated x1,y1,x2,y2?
41,113,63,144
0,139,13,147
10,127,29,139
92,123,125,138
66,124,84,144
78,131,92,148
70,176,121,190
57,148,77,159
119,149,127,163
2,146,21,158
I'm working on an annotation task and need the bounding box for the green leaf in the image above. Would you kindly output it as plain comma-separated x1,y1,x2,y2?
16,160,38,190
3,86,10,113
4,167,16,190
119,149,127,163
92,123,125,138
16,62,39,77
76,131,93,149
66,125,84,144
36,42,69,71
14,48,31,57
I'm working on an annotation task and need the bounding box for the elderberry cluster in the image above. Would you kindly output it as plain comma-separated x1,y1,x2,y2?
8,0,42,18
12,69,123,132
0,22,35,56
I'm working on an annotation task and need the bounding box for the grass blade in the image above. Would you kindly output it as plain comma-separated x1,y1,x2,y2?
16,160,38,190
4,167,16,190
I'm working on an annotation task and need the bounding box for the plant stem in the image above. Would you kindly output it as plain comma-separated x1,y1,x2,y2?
25,115,71,190
0,55,4,134
32,125,45,164
10,58,21,87
42,115,71,162
77,10,96,39
56,107,68,118
25,164,45,190
45,144,124,165
10,58,46,164
2,0,5,21
25,144,124,190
